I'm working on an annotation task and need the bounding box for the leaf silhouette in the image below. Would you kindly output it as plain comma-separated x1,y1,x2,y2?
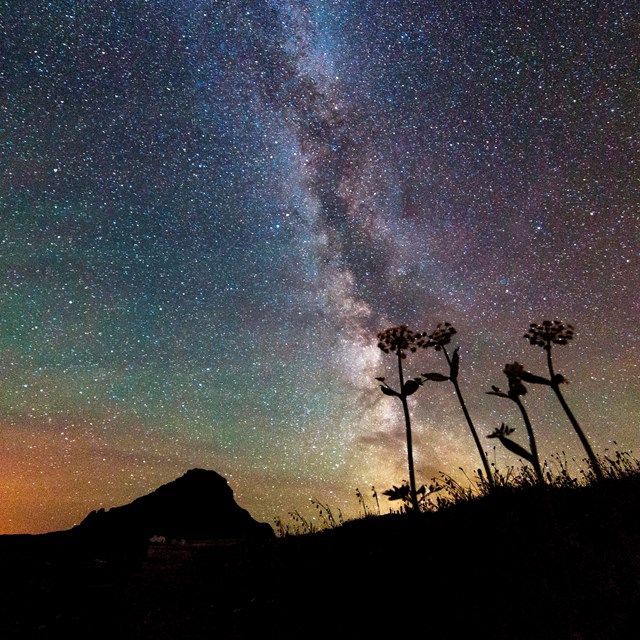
450,347,460,380
422,372,449,382
403,378,421,396
519,370,552,385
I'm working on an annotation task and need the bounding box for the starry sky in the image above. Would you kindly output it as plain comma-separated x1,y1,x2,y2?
1,0,638,535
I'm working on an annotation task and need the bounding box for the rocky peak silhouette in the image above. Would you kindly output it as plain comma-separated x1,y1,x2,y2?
77,468,274,543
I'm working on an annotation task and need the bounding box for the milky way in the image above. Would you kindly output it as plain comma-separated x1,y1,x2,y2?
1,0,639,534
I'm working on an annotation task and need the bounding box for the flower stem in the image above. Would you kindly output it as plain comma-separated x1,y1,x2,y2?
398,351,420,512
546,347,603,481
512,395,544,484
443,347,494,490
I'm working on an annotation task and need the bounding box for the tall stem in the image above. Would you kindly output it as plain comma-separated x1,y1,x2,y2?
398,351,420,512
546,347,603,481
443,347,494,490
513,395,544,484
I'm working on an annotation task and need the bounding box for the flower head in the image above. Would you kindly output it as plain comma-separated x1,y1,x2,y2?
421,322,457,351
487,423,516,439
524,320,574,349
503,361,526,379
377,325,424,358
502,361,526,396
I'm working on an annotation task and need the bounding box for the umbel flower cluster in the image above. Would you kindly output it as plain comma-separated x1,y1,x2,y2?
525,320,574,348
376,325,421,357
422,321,457,351
376,322,458,357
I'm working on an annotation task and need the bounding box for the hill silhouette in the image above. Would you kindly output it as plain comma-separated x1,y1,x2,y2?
76,468,274,544
0,469,638,639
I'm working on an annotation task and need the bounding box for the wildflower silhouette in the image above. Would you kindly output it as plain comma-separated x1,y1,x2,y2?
376,325,426,512
487,362,545,484
382,481,440,512
524,320,604,481
372,485,380,515
420,322,495,490
355,488,368,517
486,423,534,462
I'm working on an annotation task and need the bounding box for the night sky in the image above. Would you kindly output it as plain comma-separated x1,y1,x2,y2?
1,0,638,535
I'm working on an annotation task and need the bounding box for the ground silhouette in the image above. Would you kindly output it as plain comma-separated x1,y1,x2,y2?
0,469,638,639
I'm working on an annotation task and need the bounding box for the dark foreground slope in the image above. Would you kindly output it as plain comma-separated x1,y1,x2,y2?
0,473,638,640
